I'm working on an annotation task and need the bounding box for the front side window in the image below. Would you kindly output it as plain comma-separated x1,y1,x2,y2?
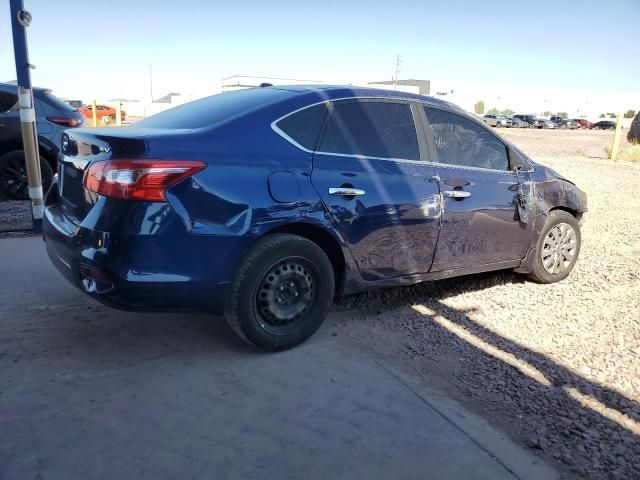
318,101,419,160
424,107,509,170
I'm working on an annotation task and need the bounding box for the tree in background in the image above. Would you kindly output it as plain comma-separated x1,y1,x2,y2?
607,113,616,118
486,107,514,116
556,112,568,118
624,109,636,119
474,101,485,114
599,114,606,118
542,111,552,117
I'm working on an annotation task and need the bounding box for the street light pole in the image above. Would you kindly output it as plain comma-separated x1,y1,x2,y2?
9,0,43,233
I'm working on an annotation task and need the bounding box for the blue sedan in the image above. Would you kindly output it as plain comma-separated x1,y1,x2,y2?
43,86,587,350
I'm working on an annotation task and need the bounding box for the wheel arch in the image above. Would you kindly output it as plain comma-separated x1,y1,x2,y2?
0,137,58,169
259,222,347,297
549,205,580,220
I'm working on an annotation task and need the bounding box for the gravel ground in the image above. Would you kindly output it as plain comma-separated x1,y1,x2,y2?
0,201,32,236
334,154,640,479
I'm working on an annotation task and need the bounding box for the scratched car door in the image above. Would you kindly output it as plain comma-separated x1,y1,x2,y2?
423,106,531,271
310,99,442,281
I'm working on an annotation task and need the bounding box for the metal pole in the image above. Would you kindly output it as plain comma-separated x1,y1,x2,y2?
149,64,154,102
91,99,97,127
9,0,42,233
610,113,624,160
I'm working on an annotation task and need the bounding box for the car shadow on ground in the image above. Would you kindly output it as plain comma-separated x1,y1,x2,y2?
336,273,640,478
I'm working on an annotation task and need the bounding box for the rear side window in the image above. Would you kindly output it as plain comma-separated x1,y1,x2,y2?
424,107,509,171
0,91,18,112
318,101,419,160
136,88,293,129
275,103,327,150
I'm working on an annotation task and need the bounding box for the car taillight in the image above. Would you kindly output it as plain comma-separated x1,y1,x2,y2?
47,116,84,127
83,159,206,201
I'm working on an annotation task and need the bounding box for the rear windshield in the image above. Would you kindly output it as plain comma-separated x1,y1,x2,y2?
136,88,293,129
40,91,77,112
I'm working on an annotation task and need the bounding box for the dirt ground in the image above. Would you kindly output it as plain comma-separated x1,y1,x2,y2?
500,127,634,159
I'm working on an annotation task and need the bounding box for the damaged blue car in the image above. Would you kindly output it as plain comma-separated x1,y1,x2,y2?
43,85,587,350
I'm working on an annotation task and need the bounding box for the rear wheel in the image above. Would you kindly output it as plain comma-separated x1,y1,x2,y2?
527,210,581,284
225,234,335,351
0,151,53,200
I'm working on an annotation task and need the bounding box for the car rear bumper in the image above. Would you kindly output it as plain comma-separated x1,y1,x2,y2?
43,193,252,313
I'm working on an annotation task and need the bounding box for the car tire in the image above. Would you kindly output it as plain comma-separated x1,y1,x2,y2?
103,116,112,124
527,210,581,284
225,233,335,351
560,124,567,130
0,151,53,201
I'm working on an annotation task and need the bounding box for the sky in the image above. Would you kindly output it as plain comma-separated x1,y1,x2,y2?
1,0,639,113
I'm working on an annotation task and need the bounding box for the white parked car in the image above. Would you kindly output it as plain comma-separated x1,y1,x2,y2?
482,114,512,127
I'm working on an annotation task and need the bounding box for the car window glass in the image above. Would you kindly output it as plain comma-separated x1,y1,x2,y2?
137,88,293,129
0,91,18,112
424,107,509,170
276,103,327,150
319,101,419,160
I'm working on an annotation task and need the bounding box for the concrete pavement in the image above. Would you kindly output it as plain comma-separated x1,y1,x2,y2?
0,236,557,480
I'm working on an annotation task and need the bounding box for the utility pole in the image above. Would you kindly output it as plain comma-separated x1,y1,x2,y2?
149,64,154,103
394,55,402,91
9,0,43,233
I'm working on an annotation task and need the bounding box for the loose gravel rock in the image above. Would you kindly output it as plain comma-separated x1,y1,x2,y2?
335,154,640,479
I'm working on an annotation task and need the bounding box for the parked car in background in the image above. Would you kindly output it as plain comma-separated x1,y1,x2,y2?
509,117,530,128
571,118,593,129
513,114,542,128
0,83,84,199
43,85,587,350
540,119,558,129
79,104,126,123
62,99,83,109
549,117,578,129
591,120,616,130
482,114,511,127
628,110,639,143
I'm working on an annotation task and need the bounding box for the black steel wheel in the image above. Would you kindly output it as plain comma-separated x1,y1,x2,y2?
225,233,335,351
0,151,53,200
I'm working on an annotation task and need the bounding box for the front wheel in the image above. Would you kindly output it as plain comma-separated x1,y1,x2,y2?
527,210,581,283
225,234,335,351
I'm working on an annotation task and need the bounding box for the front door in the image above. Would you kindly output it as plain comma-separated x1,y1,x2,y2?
422,106,531,271
311,99,442,281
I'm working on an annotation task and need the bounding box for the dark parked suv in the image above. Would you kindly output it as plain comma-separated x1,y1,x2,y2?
0,83,84,199
549,116,578,129
628,110,639,143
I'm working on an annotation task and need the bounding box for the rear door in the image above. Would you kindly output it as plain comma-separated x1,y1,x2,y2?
310,99,442,281
422,106,532,271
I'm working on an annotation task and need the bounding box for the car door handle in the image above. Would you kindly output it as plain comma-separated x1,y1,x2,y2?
443,190,471,199
328,187,366,197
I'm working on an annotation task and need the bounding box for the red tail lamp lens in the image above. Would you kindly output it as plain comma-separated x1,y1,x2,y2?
83,159,206,201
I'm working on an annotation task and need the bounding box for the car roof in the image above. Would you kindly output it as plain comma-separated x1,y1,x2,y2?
0,82,51,94
267,84,463,112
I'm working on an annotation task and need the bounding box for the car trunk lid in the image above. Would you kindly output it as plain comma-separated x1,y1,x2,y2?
56,127,184,224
